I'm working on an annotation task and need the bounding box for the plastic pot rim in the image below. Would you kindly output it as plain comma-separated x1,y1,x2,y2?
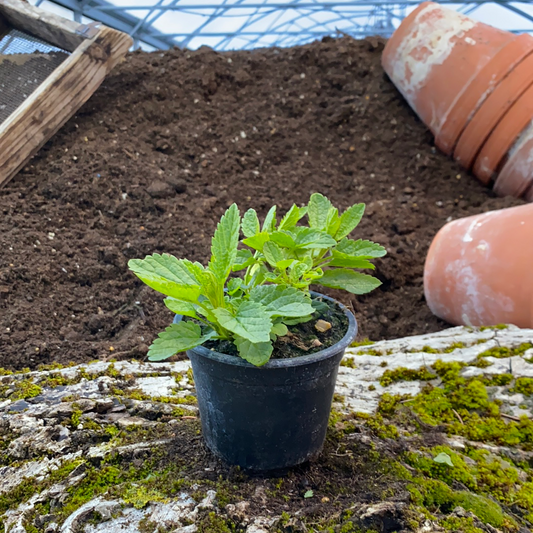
182,291,357,370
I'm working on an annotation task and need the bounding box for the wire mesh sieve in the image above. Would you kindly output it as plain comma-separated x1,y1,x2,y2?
0,28,69,124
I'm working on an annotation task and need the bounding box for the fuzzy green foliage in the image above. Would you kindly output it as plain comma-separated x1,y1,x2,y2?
379,367,436,387
340,357,356,369
10,379,42,401
408,479,505,528
477,343,533,359
511,377,533,396
350,338,374,347
129,194,385,366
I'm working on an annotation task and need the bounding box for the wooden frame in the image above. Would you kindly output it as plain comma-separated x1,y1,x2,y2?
0,0,132,187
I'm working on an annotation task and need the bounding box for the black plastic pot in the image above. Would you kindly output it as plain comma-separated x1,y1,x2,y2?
181,292,357,471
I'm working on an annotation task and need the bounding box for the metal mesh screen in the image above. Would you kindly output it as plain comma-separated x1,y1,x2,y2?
0,29,69,124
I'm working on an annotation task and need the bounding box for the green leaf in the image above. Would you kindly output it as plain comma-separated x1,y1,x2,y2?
128,254,201,302
249,285,315,318
262,205,277,232
276,259,296,270
271,323,288,336
209,204,240,283
279,204,305,231
232,249,255,271
307,193,332,230
433,452,454,468
164,298,198,319
242,209,260,238
319,269,382,295
147,322,213,361
242,232,270,252
270,231,296,249
234,336,273,366
328,251,376,269
304,490,314,499
336,238,387,258
293,227,337,249
283,315,313,325
289,261,310,284
213,301,272,343
227,278,243,295
335,204,365,240
262,241,284,267
326,207,341,237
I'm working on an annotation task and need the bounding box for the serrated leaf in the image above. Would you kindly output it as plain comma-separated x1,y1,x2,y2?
293,227,337,249
289,261,310,284
262,205,277,232
329,251,376,269
308,193,333,230
249,285,315,318
326,207,341,237
164,298,198,319
270,231,296,249
320,269,382,294
129,254,201,302
147,322,214,361
335,203,365,240
213,301,272,343
232,249,255,271
336,238,387,258
304,490,314,498
279,204,305,231
234,336,273,366
227,278,244,295
271,323,288,336
433,452,454,467
242,232,270,252
276,259,296,270
262,241,284,267
196,269,222,307
283,315,313,325
209,203,240,283
242,208,260,238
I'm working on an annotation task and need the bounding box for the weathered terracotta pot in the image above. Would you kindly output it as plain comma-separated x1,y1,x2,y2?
494,120,533,199
438,33,533,156
472,83,533,184
382,2,516,145
424,204,533,328
453,50,533,175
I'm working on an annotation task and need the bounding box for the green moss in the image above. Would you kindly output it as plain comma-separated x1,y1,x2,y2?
408,478,504,528
440,516,485,532
379,367,436,387
123,485,169,509
10,379,42,400
443,342,465,353
350,338,374,348
197,512,235,533
70,405,83,428
482,373,513,387
355,348,383,356
479,324,508,331
478,343,533,359
340,357,356,369
355,412,398,439
511,377,533,396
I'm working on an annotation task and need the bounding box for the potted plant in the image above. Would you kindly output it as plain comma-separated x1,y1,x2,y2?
129,193,386,470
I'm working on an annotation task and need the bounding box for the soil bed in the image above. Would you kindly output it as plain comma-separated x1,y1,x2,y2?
0,36,524,371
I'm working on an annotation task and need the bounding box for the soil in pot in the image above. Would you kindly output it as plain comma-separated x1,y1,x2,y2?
204,296,349,360
0,36,524,371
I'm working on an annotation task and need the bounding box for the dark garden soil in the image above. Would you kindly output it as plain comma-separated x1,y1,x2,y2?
0,36,524,371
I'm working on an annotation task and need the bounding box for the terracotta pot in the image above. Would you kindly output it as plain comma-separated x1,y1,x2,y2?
437,34,533,155
525,183,533,202
472,83,533,184
424,204,533,328
494,120,533,198
454,51,533,177
382,2,516,140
